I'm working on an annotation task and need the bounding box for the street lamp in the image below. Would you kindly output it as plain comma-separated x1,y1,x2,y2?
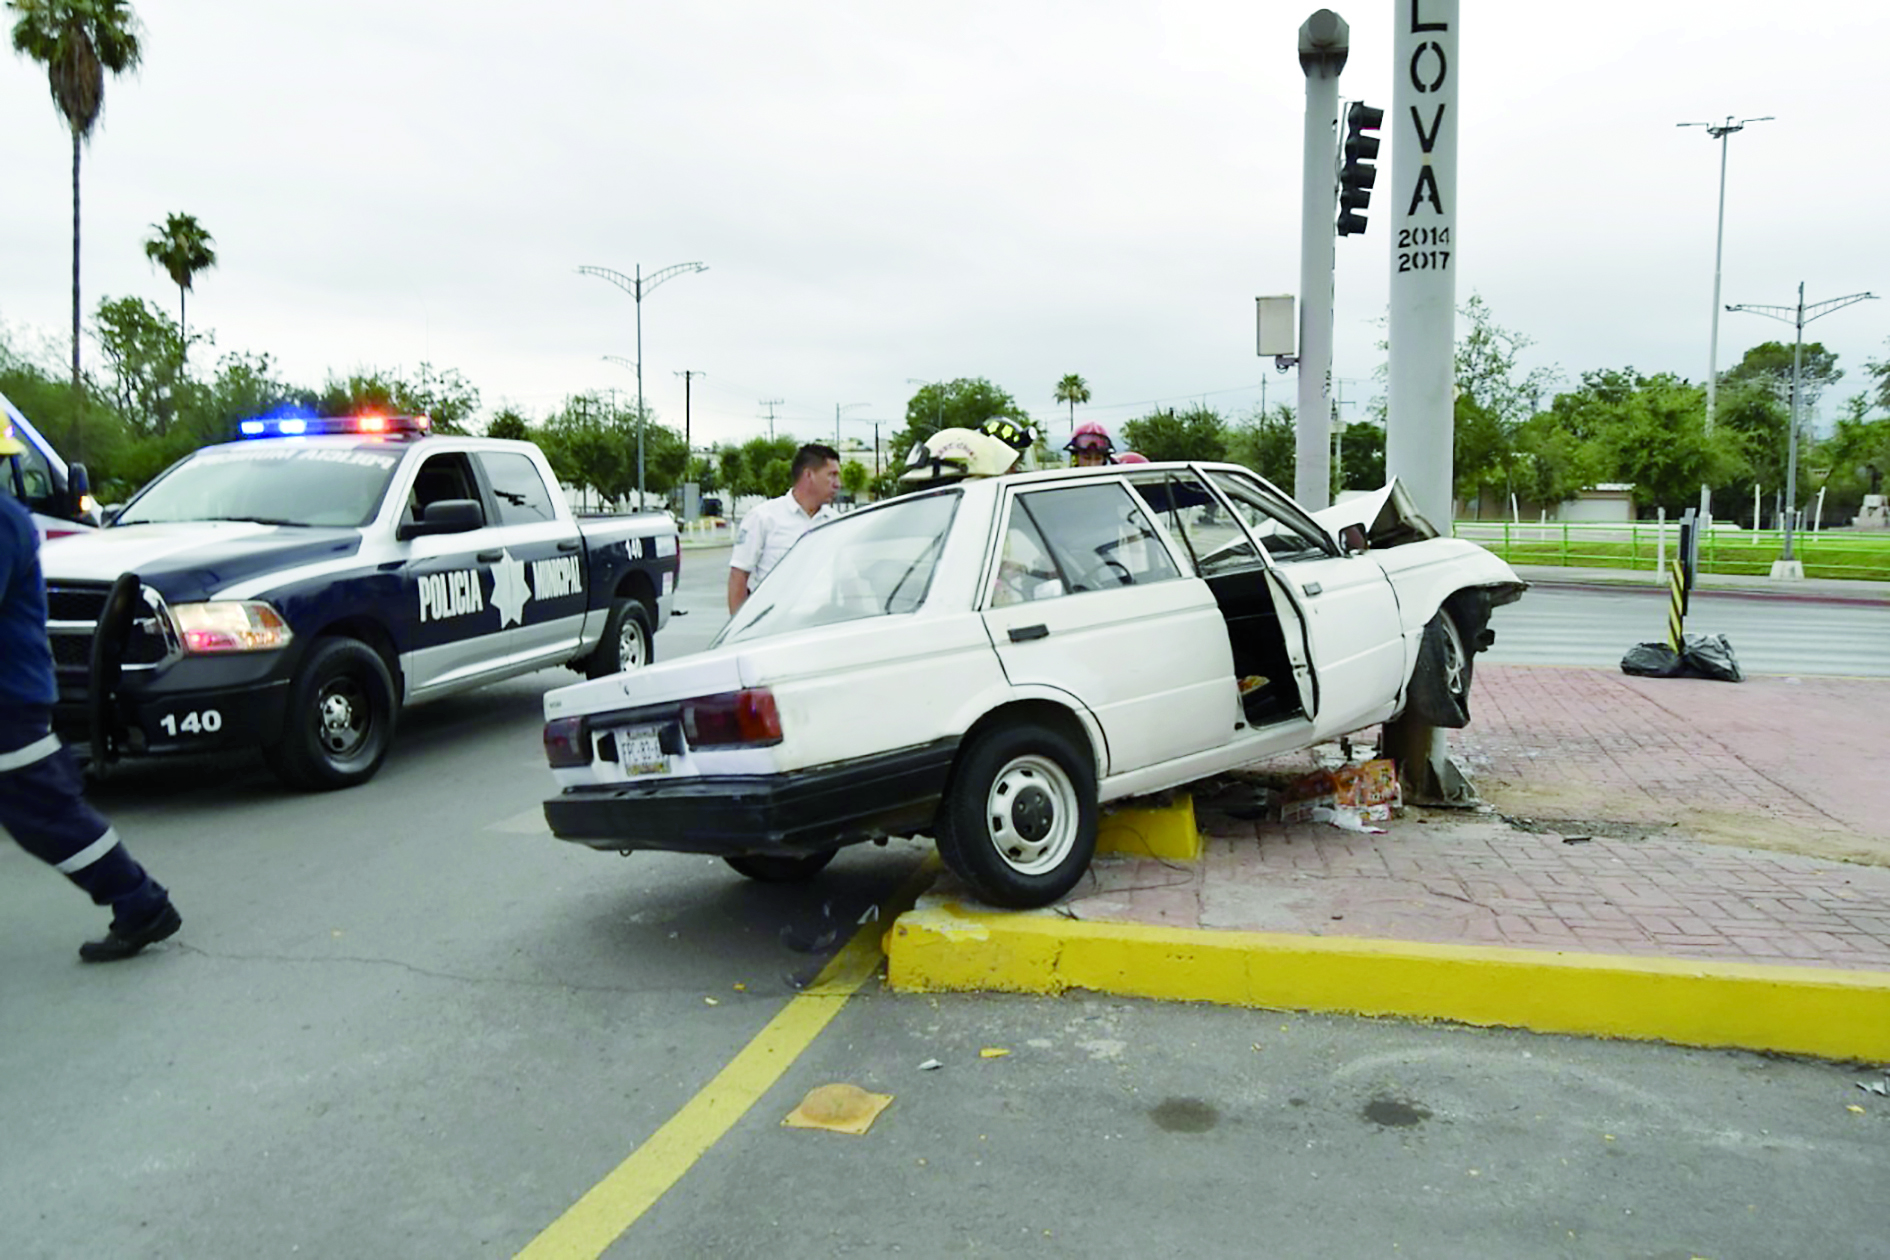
578,262,708,503
1725,284,1878,576
1676,116,1772,435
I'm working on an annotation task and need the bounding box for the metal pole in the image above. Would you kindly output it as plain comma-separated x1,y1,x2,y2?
1784,283,1803,563
1295,10,1346,511
1706,126,1730,435
634,264,645,506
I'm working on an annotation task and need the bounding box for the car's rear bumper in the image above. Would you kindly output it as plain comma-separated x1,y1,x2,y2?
544,738,960,856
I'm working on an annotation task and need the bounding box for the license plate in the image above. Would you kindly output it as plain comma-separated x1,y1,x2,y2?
616,725,669,775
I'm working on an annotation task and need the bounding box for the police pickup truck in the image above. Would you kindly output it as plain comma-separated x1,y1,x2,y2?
41,412,680,790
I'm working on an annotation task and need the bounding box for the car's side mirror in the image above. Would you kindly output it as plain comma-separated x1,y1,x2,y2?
66,461,91,515
1338,524,1369,555
398,498,485,540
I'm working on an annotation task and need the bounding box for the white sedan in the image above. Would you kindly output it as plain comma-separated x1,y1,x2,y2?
541,462,1524,908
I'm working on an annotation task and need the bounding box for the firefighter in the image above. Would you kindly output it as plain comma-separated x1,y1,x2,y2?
1,431,181,962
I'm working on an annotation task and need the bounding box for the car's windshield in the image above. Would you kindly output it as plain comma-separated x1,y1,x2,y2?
115,444,401,528
716,491,960,646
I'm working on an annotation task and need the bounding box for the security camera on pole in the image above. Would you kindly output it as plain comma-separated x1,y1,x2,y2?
1294,9,1348,511
1381,0,1468,804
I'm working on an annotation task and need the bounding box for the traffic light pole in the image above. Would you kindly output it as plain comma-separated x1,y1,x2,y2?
1295,10,1348,512
1381,0,1468,805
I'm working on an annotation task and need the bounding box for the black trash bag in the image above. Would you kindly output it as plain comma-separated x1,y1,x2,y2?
1621,641,1683,677
1681,632,1744,683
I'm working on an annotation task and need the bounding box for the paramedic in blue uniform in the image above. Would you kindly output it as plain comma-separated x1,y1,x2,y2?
1,433,181,962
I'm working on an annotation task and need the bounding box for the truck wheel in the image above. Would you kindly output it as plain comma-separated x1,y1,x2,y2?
585,599,654,679
936,722,1097,909
724,850,838,883
1405,608,1474,728
265,637,398,790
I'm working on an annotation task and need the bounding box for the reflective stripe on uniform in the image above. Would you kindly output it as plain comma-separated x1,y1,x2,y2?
0,732,60,773
55,826,120,874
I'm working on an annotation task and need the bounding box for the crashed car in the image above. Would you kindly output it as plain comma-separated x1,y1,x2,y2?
541,462,1525,908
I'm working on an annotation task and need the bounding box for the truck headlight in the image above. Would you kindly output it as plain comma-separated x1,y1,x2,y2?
169,601,294,653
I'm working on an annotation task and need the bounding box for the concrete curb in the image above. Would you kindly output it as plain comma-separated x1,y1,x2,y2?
885,899,1890,1064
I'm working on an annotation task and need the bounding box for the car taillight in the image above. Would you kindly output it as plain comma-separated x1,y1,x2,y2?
682,689,781,748
544,716,591,767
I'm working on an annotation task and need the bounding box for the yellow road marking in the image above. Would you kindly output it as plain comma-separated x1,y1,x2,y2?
517,855,939,1259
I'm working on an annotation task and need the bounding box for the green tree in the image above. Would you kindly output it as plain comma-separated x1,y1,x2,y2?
1336,420,1385,492
1862,337,1890,415
1053,373,1091,427
684,453,717,493
736,435,798,497
759,456,792,497
1722,340,1842,415
318,363,481,434
485,408,530,440
1122,405,1229,462
1451,292,1563,507
1226,403,1296,489
840,459,868,500
716,446,746,497
91,294,187,439
894,378,1024,461
141,212,216,358
8,0,143,388
1542,370,1747,513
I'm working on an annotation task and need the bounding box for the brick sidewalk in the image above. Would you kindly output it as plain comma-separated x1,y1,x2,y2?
976,664,1890,974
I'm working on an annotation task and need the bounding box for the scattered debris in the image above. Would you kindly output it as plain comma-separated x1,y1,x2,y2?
918,1059,943,1072
1847,1105,1867,1115
1857,1079,1890,1097
1562,836,1592,845
704,997,719,1006
783,1083,894,1135
857,904,881,925
980,1047,1011,1059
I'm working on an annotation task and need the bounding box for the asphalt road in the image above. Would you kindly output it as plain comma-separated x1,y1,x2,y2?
1486,583,1890,677
4,545,1888,1256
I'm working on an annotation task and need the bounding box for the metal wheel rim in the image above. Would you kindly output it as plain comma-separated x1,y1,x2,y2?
316,676,372,758
618,616,647,670
984,753,1080,875
1439,616,1467,698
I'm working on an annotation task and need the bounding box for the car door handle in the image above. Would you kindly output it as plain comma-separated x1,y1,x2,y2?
476,550,503,563
556,539,582,553
1300,581,1322,596
1008,624,1050,642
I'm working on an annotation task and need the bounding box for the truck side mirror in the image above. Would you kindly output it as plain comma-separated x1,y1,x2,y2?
67,461,92,518
398,498,485,540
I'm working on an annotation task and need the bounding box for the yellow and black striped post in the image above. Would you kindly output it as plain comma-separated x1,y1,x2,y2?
1667,555,1688,650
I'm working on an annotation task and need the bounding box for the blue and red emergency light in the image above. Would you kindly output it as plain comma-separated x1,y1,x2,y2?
235,412,432,439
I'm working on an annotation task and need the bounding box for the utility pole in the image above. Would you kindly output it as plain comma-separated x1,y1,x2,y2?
1725,283,1877,577
1294,9,1347,511
673,369,703,453
760,399,784,440
1676,115,1772,436
835,401,869,449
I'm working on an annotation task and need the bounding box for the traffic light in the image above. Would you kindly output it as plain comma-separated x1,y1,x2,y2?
1337,101,1383,237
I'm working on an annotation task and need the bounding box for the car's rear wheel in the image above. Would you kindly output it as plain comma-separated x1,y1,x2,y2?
724,850,838,883
585,598,654,679
937,722,1096,908
1405,607,1474,727
264,637,398,790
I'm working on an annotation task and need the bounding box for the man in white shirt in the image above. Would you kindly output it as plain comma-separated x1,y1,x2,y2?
727,443,842,614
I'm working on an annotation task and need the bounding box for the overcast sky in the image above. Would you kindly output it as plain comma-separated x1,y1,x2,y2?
3,1,1886,450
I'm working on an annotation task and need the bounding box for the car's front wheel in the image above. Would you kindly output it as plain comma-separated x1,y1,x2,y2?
937,722,1097,908
1405,607,1474,727
264,637,398,790
724,850,838,883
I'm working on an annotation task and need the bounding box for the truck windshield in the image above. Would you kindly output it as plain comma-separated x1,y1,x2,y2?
716,491,961,646
116,444,400,528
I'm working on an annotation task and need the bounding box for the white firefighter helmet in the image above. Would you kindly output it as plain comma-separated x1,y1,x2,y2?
899,427,1022,485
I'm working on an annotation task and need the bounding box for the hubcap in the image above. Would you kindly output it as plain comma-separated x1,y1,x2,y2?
985,754,1079,875
316,679,370,757
1440,618,1466,697
619,619,645,669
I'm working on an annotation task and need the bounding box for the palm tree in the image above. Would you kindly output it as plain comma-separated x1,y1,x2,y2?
143,212,216,360
8,0,144,389
1054,373,1092,427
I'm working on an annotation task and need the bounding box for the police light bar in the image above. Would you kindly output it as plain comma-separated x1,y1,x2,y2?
236,414,432,439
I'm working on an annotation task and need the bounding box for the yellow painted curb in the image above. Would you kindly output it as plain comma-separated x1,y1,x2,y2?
1096,793,1201,860
885,901,1890,1064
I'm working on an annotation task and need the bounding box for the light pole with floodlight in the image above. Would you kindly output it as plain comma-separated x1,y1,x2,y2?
1676,116,1772,435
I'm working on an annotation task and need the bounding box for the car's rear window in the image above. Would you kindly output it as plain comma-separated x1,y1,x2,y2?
716,491,960,645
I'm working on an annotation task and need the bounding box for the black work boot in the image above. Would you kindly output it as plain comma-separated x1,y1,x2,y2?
79,901,182,963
